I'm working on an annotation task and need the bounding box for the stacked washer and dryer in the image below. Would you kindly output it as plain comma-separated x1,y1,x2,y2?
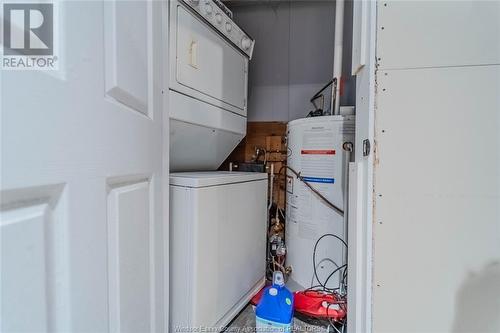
168,0,356,329
168,0,267,330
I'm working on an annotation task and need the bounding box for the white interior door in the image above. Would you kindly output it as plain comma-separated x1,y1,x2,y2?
1,1,168,332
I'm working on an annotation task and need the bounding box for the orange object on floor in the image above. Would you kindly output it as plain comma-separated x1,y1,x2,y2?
251,286,346,322
293,290,346,322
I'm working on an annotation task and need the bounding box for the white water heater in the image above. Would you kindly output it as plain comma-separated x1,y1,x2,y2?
285,115,354,289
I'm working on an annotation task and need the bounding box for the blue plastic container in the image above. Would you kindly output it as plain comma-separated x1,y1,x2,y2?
255,272,294,332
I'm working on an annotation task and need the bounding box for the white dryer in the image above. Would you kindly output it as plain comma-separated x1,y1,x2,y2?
169,0,255,171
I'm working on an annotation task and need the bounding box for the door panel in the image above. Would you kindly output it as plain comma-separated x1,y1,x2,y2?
1,185,67,332
104,0,150,116
2,204,52,332
373,65,500,333
0,1,167,332
376,1,500,70
108,180,153,332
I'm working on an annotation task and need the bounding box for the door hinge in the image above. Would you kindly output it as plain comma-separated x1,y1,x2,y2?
363,139,371,157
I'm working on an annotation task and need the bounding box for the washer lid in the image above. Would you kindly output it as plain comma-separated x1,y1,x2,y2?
288,114,355,128
170,171,267,188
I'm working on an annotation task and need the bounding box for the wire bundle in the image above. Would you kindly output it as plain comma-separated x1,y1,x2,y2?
310,233,348,333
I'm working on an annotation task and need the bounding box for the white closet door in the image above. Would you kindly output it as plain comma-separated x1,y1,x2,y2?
0,1,167,332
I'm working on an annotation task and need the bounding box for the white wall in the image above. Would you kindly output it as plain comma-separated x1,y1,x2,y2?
372,2,500,332
232,0,355,122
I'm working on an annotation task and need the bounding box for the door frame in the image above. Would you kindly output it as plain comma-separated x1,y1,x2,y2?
161,0,170,330
347,1,377,332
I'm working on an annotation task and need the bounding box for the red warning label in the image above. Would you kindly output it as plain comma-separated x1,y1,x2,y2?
301,149,336,155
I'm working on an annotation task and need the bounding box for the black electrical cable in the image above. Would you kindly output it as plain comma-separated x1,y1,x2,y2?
310,78,335,104
314,233,347,252
312,234,347,291
326,305,337,332
305,285,338,292
323,264,347,290
309,78,338,117
277,165,344,216
326,298,347,333
341,267,348,288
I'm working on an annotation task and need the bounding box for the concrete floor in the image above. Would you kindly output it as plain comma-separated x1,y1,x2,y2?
226,303,329,333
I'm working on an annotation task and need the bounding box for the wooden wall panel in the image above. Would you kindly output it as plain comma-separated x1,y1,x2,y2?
220,122,287,208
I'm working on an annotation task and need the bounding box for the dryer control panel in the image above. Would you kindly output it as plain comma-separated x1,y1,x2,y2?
181,0,255,59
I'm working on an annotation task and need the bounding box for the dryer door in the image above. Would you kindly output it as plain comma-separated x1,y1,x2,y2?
176,5,247,115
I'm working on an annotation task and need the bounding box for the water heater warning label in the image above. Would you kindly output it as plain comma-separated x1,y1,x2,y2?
301,149,335,155
299,130,337,182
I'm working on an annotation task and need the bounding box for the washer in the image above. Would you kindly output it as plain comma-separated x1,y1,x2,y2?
169,172,267,330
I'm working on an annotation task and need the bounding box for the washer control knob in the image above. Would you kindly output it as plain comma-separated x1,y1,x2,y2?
225,22,232,32
205,4,213,14
241,36,251,50
215,13,223,24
